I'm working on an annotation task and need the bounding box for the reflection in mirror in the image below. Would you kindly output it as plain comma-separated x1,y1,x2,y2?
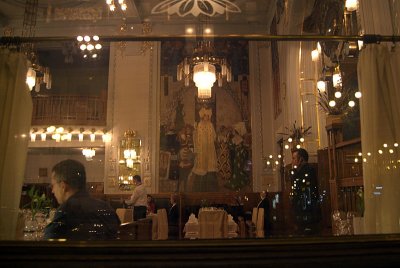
118,130,142,191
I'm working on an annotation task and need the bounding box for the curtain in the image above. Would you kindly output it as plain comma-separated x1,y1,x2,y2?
358,44,400,234
0,48,32,240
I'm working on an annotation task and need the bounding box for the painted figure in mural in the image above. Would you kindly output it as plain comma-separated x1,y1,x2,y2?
290,148,321,235
217,126,232,181
191,107,218,192
178,124,195,191
226,122,250,190
192,107,217,176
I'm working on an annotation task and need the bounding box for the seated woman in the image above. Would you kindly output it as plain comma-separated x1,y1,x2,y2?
147,194,156,215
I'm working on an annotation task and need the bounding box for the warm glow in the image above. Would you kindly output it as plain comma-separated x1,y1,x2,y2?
47,126,56,133
30,133,36,142
317,80,326,92
52,133,61,142
193,62,216,99
95,44,102,50
79,133,84,142
204,28,212,34
82,148,95,161
311,49,319,61
348,100,355,107
334,91,342,98
26,67,36,90
332,71,342,88
102,133,111,142
93,35,99,41
84,36,90,42
90,133,96,142
358,40,364,50
355,91,362,98
329,100,336,107
317,42,322,54
126,158,134,168
77,36,83,42
41,133,46,141
345,0,358,11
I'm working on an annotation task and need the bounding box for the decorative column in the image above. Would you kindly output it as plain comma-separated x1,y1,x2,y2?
325,115,343,212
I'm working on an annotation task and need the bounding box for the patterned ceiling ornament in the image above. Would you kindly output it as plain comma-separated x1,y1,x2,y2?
151,0,241,17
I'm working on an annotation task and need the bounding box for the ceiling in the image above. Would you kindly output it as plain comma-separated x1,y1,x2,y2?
0,0,278,38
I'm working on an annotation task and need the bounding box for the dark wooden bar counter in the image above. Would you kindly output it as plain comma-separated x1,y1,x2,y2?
1,235,400,267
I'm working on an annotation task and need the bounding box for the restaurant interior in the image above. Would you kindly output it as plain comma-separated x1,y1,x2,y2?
1,0,400,266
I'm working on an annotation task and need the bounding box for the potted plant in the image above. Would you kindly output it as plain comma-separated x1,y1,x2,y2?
318,87,358,127
278,121,312,149
24,185,53,219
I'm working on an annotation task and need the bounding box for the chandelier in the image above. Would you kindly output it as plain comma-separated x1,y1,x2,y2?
177,41,231,99
119,129,141,169
106,0,127,12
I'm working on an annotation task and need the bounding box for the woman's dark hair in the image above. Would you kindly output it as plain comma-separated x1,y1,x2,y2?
52,159,86,191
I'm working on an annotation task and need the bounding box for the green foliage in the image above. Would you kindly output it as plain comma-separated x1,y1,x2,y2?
24,186,53,219
278,121,312,142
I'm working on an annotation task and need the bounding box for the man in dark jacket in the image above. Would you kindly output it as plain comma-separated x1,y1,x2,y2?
168,193,180,239
290,148,321,235
44,159,120,240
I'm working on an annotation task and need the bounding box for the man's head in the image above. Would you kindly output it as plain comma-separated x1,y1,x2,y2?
291,148,309,169
260,190,267,200
170,193,178,205
133,175,142,185
51,159,86,205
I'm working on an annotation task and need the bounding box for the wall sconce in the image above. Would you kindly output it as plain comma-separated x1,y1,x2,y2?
82,148,95,161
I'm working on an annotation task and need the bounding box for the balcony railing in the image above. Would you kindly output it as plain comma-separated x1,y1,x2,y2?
31,95,107,126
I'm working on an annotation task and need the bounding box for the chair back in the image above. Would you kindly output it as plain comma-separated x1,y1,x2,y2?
157,208,168,240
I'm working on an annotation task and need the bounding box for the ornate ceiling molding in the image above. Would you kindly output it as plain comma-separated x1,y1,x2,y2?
151,0,241,17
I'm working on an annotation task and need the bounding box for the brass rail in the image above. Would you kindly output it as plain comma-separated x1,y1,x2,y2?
1,34,399,44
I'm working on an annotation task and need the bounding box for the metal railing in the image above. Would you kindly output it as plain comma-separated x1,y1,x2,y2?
31,95,107,126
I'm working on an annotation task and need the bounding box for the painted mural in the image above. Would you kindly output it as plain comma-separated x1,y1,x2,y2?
159,40,251,193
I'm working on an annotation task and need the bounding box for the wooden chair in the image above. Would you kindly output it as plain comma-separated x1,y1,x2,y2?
118,218,153,240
